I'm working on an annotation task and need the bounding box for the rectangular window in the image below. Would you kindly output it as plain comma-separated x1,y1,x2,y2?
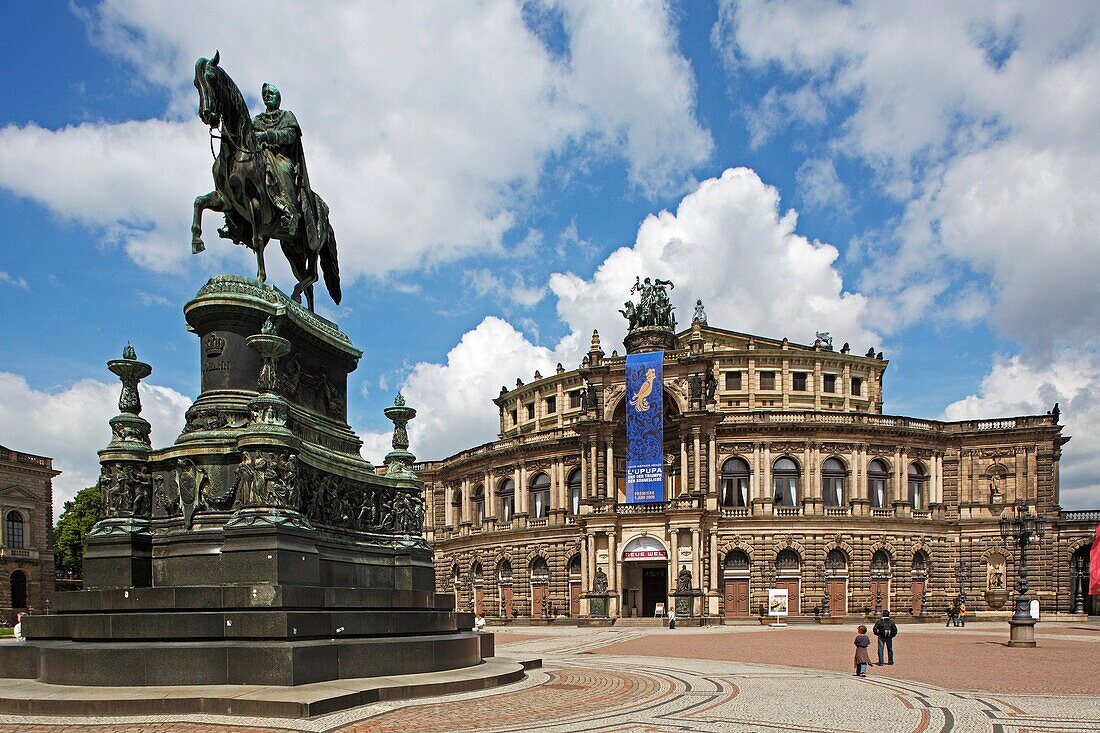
569,390,582,409
851,377,863,396
725,371,742,390
525,403,535,420
545,396,556,414
792,372,808,391
509,409,517,426
759,371,776,390
823,374,837,393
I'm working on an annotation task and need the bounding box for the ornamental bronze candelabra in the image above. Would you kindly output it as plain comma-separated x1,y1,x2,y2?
999,500,1047,646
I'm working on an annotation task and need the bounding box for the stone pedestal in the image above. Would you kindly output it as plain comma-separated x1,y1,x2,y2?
1008,618,1037,647
1,276,486,688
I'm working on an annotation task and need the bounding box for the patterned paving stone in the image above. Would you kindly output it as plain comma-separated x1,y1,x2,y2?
0,624,1097,733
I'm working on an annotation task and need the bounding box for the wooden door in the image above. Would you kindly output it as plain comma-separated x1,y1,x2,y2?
531,584,548,618
827,579,847,615
910,581,924,615
777,580,800,615
723,579,750,617
870,580,889,614
474,586,485,615
501,586,513,618
569,582,581,617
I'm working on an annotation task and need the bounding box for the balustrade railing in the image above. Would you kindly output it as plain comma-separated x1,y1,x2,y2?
824,506,851,517
774,506,802,517
870,508,894,518
720,507,750,517
1062,509,1100,522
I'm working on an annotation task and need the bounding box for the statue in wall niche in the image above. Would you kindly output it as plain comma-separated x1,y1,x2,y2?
676,565,692,593
989,473,1002,504
691,372,703,401
593,567,609,594
988,560,1006,590
705,363,718,403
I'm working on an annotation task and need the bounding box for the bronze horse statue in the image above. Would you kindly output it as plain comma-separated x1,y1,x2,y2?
191,52,341,311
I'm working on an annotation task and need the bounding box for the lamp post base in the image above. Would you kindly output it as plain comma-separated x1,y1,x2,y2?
1008,618,1037,647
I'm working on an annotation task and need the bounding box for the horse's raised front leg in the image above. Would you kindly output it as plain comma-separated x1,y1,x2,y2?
191,191,225,254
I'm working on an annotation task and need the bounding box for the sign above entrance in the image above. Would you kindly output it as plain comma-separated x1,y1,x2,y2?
622,535,668,560
625,351,665,503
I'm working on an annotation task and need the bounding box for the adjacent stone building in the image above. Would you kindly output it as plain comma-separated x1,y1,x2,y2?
420,318,1099,622
0,446,58,620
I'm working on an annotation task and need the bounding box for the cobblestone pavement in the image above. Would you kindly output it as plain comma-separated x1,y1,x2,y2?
1,623,1098,733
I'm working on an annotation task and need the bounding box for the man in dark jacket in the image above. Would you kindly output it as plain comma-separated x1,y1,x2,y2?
872,610,898,665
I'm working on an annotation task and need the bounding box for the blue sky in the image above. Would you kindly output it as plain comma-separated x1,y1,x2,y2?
1,1,1098,512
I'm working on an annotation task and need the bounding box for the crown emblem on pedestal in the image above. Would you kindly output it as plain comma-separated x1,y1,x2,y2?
204,333,226,358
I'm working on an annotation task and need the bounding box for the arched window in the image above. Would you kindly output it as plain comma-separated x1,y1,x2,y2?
775,549,801,573
567,469,582,515
9,571,26,609
773,458,800,506
871,550,891,576
530,473,551,518
822,458,846,506
498,479,515,522
720,458,750,507
907,463,926,510
450,487,462,524
5,511,24,549
568,555,582,576
911,552,928,576
498,559,513,583
826,549,848,572
471,485,485,526
868,460,889,508
472,562,483,582
723,550,750,574
531,557,549,582
451,563,461,589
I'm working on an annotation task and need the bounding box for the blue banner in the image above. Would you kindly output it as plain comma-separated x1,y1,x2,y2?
625,351,664,503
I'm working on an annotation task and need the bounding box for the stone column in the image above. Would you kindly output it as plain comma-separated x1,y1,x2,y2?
691,529,701,589
709,432,717,497
580,442,589,500
484,471,495,520
693,428,702,494
606,441,615,501
590,441,599,498
680,436,689,497
444,484,454,528
669,529,680,594
460,477,470,525
608,532,618,592
587,532,598,591
580,531,590,592
709,528,719,591
514,466,523,517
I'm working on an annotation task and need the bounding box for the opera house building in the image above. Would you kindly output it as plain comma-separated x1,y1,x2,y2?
417,305,1098,623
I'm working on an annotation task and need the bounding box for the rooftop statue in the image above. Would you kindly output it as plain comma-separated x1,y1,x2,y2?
191,52,341,312
621,276,676,332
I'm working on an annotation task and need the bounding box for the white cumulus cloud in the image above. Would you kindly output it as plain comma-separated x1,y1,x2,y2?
943,352,1100,508
0,373,190,517
0,1,711,284
391,168,879,462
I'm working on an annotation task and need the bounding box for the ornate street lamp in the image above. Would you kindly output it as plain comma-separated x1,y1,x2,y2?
1072,555,1087,615
954,561,969,605
999,500,1047,647
820,565,831,618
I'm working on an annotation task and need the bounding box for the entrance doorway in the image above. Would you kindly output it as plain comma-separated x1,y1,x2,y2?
641,566,668,616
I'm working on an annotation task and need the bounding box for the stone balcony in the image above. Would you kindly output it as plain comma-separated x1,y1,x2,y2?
0,548,39,561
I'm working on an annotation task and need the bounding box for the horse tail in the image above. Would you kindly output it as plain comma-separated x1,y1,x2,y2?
320,222,342,305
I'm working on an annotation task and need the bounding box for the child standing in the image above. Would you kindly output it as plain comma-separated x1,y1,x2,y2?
853,624,871,677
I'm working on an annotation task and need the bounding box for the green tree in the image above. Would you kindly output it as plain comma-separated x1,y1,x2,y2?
53,485,103,576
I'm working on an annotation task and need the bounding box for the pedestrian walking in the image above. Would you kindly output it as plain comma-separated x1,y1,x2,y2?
853,625,871,677
872,610,898,665
946,602,957,627
668,610,676,630
958,602,967,627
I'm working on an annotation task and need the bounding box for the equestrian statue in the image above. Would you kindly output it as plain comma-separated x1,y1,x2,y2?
191,52,341,312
